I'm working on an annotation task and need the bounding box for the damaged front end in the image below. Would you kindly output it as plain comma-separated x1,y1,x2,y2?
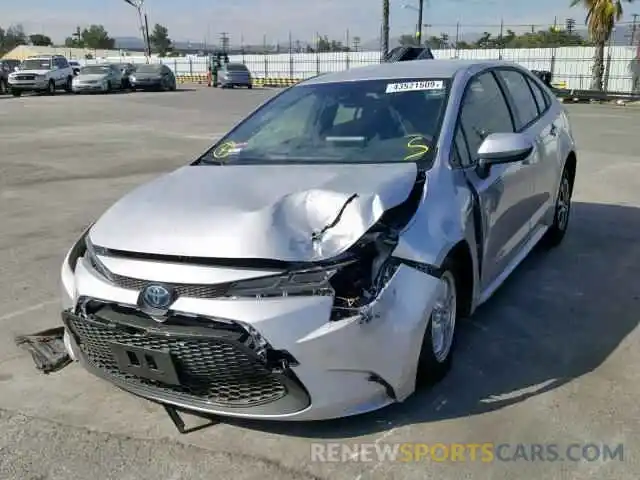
254,169,430,324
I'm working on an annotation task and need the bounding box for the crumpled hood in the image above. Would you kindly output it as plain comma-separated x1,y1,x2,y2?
89,163,418,262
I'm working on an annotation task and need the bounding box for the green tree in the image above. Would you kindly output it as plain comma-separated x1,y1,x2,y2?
149,23,172,56
29,34,53,46
316,35,349,52
0,24,28,54
382,0,390,57
570,0,633,90
80,25,115,49
399,34,420,46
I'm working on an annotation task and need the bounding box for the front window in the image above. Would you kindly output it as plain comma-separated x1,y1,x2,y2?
20,59,52,70
198,78,449,165
80,65,110,74
135,65,161,74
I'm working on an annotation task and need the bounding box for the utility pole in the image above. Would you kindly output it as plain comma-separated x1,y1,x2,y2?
566,18,576,35
219,32,229,53
630,14,639,46
417,0,424,45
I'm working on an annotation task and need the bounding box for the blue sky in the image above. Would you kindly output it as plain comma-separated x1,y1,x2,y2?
3,0,637,45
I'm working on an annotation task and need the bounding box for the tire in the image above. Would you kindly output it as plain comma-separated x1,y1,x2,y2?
47,80,56,95
106,81,112,93
248,84,253,89
64,76,73,93
0,79,6,95
415,262,460,387
541,166,572,248
11,89,22,97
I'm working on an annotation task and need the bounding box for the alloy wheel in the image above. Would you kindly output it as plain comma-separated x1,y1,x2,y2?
431,271,457,363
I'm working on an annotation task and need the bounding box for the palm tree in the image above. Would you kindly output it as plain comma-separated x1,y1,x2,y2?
382,0,390,59
570,0,633,91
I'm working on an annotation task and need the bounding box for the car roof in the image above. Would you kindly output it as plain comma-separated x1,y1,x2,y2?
301,59,520,86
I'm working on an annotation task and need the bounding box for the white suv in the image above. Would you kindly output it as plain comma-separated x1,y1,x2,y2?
8,55,75,97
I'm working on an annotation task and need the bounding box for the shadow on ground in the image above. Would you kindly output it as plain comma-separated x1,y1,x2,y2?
220,201,639,438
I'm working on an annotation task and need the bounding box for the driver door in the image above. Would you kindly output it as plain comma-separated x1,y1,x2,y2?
454,70,535,293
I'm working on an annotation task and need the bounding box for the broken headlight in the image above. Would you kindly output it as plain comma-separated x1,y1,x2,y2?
66,224,94,272
226,260,356,298
84,235,114,282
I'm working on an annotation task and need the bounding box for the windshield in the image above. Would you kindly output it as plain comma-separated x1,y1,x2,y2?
198,78,449,165
135,64,161,74
226,63,248,72
80,65,110,74
20,59,52,70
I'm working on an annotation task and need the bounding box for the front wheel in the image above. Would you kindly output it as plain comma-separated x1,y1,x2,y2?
11,89,22,97
64,76,73,93
415,265,459,387
541,167,572,248
47,80,56,95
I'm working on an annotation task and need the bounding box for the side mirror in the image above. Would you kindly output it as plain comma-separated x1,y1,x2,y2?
476,133,534,178
14,66,20,72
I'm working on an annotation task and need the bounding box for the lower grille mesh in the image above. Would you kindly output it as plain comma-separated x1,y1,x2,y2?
68,315,287,407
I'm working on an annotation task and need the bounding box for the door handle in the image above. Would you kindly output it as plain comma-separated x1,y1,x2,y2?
549,124,558,137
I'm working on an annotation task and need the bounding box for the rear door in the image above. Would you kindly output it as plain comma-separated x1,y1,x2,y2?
454,70,536,293
495,68,559,230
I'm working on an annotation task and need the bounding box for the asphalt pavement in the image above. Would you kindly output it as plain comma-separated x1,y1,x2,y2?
0,87,638,480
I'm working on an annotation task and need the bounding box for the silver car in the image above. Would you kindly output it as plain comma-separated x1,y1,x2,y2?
72,64,123,93
60,59,576,422
219,63,253,88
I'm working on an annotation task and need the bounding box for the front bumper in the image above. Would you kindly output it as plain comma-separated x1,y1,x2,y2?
131,80,161,89
61,252,441,421
72,83,105,93
8,80,48,91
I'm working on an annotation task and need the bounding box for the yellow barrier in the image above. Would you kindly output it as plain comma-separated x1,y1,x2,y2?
175,76,304,88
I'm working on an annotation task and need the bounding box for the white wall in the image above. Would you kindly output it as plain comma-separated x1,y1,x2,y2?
81,45,639,93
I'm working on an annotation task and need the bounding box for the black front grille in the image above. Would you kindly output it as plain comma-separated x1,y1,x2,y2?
17,75,35,80
109,272,230,298
67,314,287,407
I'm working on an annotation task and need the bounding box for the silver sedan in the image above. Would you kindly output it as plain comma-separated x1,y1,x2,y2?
72,64,124,93
60,59,576,422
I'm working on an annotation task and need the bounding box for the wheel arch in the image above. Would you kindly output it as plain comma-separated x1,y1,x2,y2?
443,240,474,318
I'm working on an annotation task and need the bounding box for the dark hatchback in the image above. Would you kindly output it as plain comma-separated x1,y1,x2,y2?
130,63,177,91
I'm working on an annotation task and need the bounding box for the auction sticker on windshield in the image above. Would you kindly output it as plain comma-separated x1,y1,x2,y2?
386,80,444,94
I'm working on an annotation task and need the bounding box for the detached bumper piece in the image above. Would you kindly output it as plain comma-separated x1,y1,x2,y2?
15,327,72,374
62,301,310,419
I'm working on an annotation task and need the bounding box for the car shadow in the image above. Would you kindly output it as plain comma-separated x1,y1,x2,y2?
216,201,639,438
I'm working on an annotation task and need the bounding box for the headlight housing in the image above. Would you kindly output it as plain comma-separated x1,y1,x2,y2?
226,260,354,298
84,236,114,281
66,224,95,271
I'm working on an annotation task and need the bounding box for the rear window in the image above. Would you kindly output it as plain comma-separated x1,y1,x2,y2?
199,78,450,166
226,64,249,72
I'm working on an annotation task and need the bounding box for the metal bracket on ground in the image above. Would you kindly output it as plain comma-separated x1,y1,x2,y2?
162,403,221,434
